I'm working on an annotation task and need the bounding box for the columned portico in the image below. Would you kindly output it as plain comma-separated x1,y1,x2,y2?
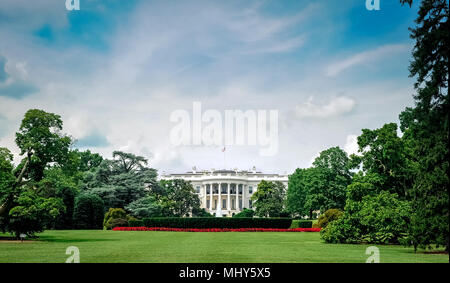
160,168,288,217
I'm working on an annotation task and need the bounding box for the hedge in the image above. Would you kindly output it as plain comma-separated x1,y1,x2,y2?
136,217,292,229
128,220,144,227
290,220,313,229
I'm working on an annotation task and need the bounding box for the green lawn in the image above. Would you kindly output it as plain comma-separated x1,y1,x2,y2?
0,230,448,263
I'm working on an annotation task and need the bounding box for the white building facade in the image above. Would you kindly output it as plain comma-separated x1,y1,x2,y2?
160,167,288,217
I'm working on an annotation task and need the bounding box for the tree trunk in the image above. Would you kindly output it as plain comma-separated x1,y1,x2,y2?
0,154,30,217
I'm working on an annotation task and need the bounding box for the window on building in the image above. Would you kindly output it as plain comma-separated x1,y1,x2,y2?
196,186,200,194
222,199,226,209
249,186,253,194
249,200,252,209
206,200,210,209
214,199,217,210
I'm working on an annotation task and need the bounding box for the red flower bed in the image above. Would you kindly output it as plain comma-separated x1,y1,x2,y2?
112,227,321,232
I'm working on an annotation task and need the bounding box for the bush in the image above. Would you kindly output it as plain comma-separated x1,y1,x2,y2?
233,209,254,218
103,208,127,229
317,209,343,228
73,194,104,229
105,218,128,230
321,191,412,244
141,217,292,229
290,220,313,228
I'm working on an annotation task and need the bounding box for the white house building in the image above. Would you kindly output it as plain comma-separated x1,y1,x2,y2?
160,167,288,217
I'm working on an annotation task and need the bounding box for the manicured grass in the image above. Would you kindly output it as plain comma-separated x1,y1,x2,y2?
0,230,448,263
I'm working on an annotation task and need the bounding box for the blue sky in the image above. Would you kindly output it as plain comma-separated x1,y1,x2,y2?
0,0,420,173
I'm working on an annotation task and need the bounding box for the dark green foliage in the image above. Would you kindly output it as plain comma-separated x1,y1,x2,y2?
321,191,412,244
192,207,215,218
1,110,72,237
158,179,201,217
125,196,163,218
317,209,343,229
82,151,158,211
6,189,65,237
141,217,292,229
251,180,285,217
128,219,144,227
287,147,351,218
399,0,449,251
15,109,72,182
233,208,254,218
73,194,104,229
290,220,312,229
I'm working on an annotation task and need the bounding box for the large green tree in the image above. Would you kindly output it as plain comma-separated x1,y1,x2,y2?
286,168,313,218
310,147,352,211
82,151,158,210
157,179,201,217
400,0,449,251
251,180,285,217
0,110,71,236
286,147,351,218
349,123,412,199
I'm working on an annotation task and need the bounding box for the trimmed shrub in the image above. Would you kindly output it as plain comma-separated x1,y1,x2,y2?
103,208,127,229
290,220,313,228
141,217,292,229
128,219,144,227
233,209,254,218
317,209,343,228
105,218,128,230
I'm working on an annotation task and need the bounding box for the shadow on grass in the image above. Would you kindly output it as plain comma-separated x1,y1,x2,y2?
36,236,118,243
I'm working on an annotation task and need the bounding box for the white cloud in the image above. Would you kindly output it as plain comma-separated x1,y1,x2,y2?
294,96,356,119
325,44,409,77
343,134,359,156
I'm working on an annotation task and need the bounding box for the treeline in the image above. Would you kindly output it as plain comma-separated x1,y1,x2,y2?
0,109,211,237
286,0,449,251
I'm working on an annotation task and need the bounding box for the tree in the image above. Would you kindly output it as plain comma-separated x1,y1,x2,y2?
311,147,352,211
286,168,311,218
15,109,72,182
251,180,285,217
400,0,449,251
38,168,78,229
73,194,104,229
125,196,163,219
349,123,411,199
0,110,71,236
82,151,158,210
286,147,351,218
157,179,201,217
320,124,414,245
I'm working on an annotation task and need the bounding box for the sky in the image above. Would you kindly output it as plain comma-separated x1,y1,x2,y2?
0,0,420,175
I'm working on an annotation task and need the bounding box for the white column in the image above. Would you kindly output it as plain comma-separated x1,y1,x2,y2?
209,183,213,211
242,184,246,209
235,184,239,211
227,183,230,211
218,183,222,210
203,184,207,209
